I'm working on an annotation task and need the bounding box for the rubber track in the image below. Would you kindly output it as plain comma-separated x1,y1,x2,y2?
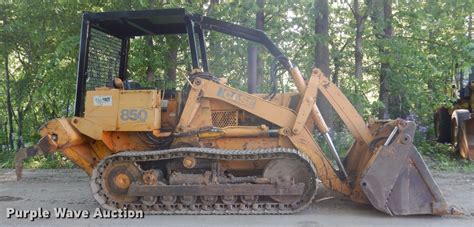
90,147,318,215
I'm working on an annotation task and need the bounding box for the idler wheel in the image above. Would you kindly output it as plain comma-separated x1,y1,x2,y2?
263,158,310,204
102,161,142,203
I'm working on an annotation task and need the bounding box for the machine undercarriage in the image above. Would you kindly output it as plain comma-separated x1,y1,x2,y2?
92,148,317,214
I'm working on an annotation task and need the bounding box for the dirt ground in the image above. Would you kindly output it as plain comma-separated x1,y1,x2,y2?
0,169,473,227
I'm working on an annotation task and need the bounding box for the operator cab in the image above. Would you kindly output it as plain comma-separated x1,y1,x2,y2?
74,8,290,117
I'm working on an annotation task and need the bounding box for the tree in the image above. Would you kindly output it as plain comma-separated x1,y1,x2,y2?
350,0,369,80
369,0,392,119
1,6,15,151
315,0,334,129
165,36,179,87
380,0,395,119
247,0,264,93
4,54,14,150
146,0,157,83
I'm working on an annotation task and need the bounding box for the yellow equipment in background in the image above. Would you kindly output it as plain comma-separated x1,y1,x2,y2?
435,65,474,160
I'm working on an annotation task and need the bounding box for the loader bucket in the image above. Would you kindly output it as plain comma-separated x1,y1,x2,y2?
360,120,456,216
453,113,474,161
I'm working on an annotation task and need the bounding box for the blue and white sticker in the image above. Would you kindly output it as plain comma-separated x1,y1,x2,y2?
93,95,112,106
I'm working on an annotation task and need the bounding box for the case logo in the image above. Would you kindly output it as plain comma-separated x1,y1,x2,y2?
216,87,256,109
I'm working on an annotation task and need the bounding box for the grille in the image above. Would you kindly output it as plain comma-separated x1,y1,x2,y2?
211,111,238,128
86,28,122,90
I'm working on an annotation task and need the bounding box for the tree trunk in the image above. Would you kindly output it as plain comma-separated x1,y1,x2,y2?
16,110,24,148
247,44,257,93
332,40,349,86
468,14,472,39
333,60,340,86
247,0,264,93
256,0,265,87
352,0,370,112
146,0,157,83
3,120,8,148
378,62,390,119
166,36,179,89
314,0,334,130
4,55,14,150
370,0,392,119
166,49,178,82
380,0,393,119
145,37,155,83
353,0,364,79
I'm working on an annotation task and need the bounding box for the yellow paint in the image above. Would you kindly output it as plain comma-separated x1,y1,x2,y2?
71,117,103,140
84,88,161,132
84,89,120,130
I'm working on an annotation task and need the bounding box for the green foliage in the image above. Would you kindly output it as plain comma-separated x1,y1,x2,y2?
0,151,15,168
416,141,474,172
24,153,74,169
314,128,354,167
0,0,473,171
0,149,73,169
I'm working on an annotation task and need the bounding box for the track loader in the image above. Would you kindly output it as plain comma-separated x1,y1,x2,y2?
435,64,474,160
16,9,457,215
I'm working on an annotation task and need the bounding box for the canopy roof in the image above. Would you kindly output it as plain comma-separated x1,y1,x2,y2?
84,8,188,37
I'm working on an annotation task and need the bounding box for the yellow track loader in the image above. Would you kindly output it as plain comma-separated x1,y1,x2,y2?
435,64,474,160
16,9,457,216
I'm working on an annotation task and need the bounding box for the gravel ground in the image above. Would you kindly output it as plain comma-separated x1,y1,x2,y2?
0,168,472,227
